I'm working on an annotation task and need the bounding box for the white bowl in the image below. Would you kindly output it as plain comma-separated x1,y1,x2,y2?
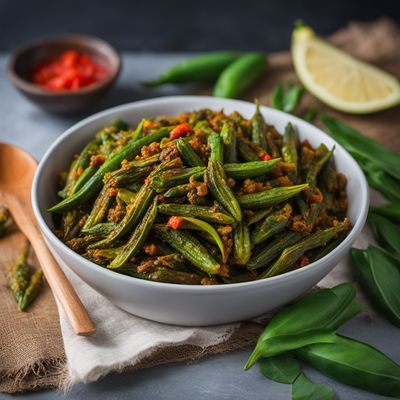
32,96,369,326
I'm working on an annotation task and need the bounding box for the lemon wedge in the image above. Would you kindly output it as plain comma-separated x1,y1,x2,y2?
291,24,400,113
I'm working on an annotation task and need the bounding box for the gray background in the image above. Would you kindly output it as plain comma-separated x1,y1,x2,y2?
1,0,400,52
0,53,399,399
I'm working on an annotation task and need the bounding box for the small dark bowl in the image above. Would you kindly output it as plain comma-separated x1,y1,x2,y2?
7,35,121,114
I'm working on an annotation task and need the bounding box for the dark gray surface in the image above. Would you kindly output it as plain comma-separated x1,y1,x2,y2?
1,0,399,52
0,53,399,399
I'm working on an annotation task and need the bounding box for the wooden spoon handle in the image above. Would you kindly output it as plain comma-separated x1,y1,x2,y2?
30,234,96,336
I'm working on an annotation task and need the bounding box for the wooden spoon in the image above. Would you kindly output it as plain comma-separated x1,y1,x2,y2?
0,143,96,336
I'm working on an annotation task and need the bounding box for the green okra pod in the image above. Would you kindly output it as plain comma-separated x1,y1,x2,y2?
249,232,304,271
263,221,349,278
224,158,280,179
251,99,267,151
117,188,137,204
251,203,292,245
159,227,221,275
163,184,192,198
206,160,242,222
83,222,117,237
109,198,158,269
282,123,298,181
145,268,204,285
208,131,224,163
19,270,43,312
237,184,309,210
49,129,170,213
233,221,251,265
151,166,206,190
221,122,237,163
237,139,260,161
158,203,235,224
9,241,30,309
176,138,205,167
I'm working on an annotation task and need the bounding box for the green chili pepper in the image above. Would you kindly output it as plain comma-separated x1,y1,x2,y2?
251,203,292,245
251,99,267,151
144,51,240,86
49,129,170,213
237,184,308,210
350,246,400,327
296,334,400,398
213,53,267,98
158,227,221,276
245,283,362,370
109,198,158,269
206,160,242,222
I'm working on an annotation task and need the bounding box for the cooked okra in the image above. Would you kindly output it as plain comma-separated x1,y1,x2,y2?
50,103,350,284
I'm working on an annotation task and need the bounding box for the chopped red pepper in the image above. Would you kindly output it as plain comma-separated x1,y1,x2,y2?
263,154,272,161
91,155,106,166
298,256,310,267
308,192,324,204
169,123,193,140
32,50,107,91
167,216,184,229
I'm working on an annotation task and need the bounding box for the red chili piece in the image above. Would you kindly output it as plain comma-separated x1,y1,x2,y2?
169,123,193,140
32,50,107,90
263,154,272,161
167,216,184,229
298,256,310,267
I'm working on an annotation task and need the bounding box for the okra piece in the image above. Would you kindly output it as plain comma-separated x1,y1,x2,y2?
208,131,223,163
70,163,99,195
309,232,347,262
221,123,237,163
89,184,156,248
248,232,304,271
246,208,273,225
164,183,192,198
251,203,292,245
262,221,348,278
82,185,114,232
132,118,145,141
9,241,30,309
68,235,102,253
224,159,280,179
159,228,221,275
83,222,117,237
282,123,298,181
237,184,308,210
109,198,158,269
176,138,205,167
251,99,267,151
145,268,204,285
49,129,170,213
306,144,335,186
105,166,153,188
265,130,281,159
121,153,161,169
206,160,242,222
237,138,260,161
117,188,137,204
151,166,206,190
233,221,251,265
62,210,81,240
19,270,43,311
158,203,235,224
58,139,99,198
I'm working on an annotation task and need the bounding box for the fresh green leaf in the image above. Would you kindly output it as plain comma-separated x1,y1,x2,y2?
296,334,400,398
302,108,319,122
271,85,284,110
368,213,400,255
245,283,362,369
178,217,225,259
320,114,400,181
370,202,400,221
271,83,305,113
292,373,334,400
259,354,301,384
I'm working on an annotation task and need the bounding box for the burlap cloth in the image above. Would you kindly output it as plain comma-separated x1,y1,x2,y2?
1,18,399,393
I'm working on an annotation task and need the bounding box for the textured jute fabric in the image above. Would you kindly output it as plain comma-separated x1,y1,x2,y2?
1,18,399,393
